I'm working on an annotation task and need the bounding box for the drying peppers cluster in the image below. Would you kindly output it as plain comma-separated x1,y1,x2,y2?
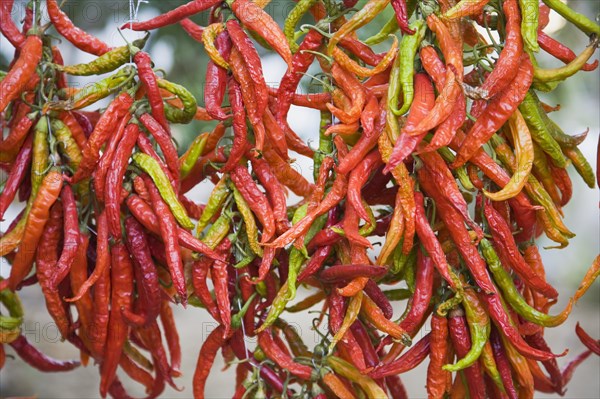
1,0,599,397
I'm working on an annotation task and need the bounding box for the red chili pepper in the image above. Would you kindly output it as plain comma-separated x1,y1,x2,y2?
327,63,367,125
125,194,222,260
220,76,249,172
447,308,487,397
0,35,42,114
139,113,180,184
47,0,111,56
99,243,134,397
211,238,233,338
51,185,80,288
123,0,222,31
36,201,72,340
298,245,333,283
73,93,133,183
59,111,87,149
363,279,394,320
105,123,140,238
87,217,111,358
337,97,386,175
320,264,388,283
391,0,415,34
420,149,483,239
143,175,187,306
193,325,227,399
160,301,182,377
538,32,598,71
230,164,276,243
230,0,293,66
5,171,63,290
369,333,431,378
250,157,290,234
136,321,178,390
414,191,458,289
10,335,80,372
452,55,533,167
484,202,558,298
0,108,35,154
525,331,565,394
258,328,313,380
489,328,519,399
204,31,232,121
477,0,523,98
399,249,434,334
92,116,129,199
349,320,380,368
0,133,32,220
329,290,368,370
134,51,170,131
384,73,436,173
386,374,409,399
0,0,25,48
275,29,323,130
575,323,600,355
122,217,161,326
561,350,593,386
227,19,268,118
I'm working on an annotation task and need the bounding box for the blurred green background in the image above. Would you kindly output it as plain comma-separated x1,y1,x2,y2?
0,0,598,397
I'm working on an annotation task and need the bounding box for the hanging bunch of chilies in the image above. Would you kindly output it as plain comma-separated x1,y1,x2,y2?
0,0,599,397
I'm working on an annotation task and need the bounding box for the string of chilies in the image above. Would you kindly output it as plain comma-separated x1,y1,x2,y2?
0,0,599,398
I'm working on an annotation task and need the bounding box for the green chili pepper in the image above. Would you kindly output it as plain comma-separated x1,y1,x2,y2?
201,212,231,249
0,284,24,318
518,92,568,168
314,110,334,182
286,248,306,301
231,293,257,329
232,186,263,256
50,119,82,170
533,36,599,83
481,238,574,327
401,249,418,292
541,0,600,36
383,288,413,301
157,78,197,124
55,35,149,76
326,356,389,399
490,135,574,241
180,133,208,179
196,177,230,235
132,152,195,229
391,19,426,116
443,289,490,371
563,146,596,188
256,283,290,332
481,342,507,394
329,291,363,351
519,0,540,52
32,117,50,196
365,15,398,45
284,0,318,53
50,66,135,111
438,146,476,191
0,315,23,330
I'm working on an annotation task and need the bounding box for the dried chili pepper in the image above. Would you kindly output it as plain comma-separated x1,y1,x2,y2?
47,0,111,56
99,243,134,397
125,0,222,31
0,35,42,114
